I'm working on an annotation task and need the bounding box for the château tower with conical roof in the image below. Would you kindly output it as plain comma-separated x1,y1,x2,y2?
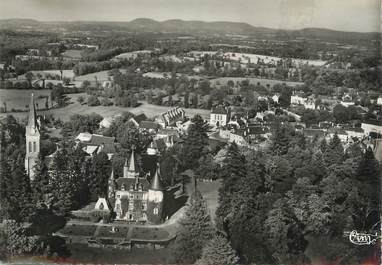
147,163,165,224
123,148,139,179
25,93,40,180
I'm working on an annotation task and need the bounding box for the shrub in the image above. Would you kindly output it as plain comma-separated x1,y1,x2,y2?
87,95,100,106
100,97,113,106
77,95,85,104
89,210,111,223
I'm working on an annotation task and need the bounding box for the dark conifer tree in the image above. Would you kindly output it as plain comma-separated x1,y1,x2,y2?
89,152,111,200
0,131,12,220
355,147,380,229
325,133,344,166
170,190,214,264
272,124,294,155
31,153,51,203
195,234,240,265
9,159,33,221
216,142,246,229
181,115,209,170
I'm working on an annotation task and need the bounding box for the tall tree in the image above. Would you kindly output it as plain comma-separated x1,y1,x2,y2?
181,115,209,170
31,153,51,203
264,198,308,265
195,234,240,265
324,134,344,166
170,190,214,264
272,124,294,155
216,142,246,229
88,152,111,201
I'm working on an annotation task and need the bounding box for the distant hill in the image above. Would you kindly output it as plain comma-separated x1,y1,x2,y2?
0,18,378,42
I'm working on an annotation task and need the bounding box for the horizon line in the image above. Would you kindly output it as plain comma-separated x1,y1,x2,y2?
0,17,379,34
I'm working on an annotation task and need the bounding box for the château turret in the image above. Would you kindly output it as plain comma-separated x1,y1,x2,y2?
147,163,165,224
124,148,139,179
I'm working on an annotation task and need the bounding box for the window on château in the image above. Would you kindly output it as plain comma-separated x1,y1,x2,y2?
33,142,36,152
153,207,158,215
29,142,32,153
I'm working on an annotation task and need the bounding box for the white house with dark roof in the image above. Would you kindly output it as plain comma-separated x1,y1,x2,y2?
156,107,185,128
377,96,382,106
75,133,116,159
361,120,382,137
210,106,230,127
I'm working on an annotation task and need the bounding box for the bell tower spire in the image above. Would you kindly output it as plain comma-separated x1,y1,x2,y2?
25,93,40,180
27,93,38,130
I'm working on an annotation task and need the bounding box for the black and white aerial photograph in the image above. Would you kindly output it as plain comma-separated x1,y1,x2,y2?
0,0,381,264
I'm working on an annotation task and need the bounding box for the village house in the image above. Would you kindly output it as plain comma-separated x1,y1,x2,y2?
75,133,116,159
290,94,315,110
139,121,161,133
210,106,230,127
344,127,365,140
361,120,382,137
218,129,248,147
99,114,122,129
326,128,349,143
128,113,148,128
340,93,355,107
303,129,325,141
155,107,185,128
377,96,382,106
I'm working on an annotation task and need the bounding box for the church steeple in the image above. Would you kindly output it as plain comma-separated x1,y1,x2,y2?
27,93,38,130
25,93,40,180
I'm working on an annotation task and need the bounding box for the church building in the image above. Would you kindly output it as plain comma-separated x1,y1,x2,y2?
107,149,165,224
25,93,40,180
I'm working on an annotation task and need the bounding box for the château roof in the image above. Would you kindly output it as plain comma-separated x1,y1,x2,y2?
150,164,164,191
124,149,138,173
211,106,228,115
116,177,150,191
110,168,115,180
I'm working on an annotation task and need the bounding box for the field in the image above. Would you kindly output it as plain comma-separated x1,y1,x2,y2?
188,50,327,66
143,71,204,80
14,70,75,80
210,76,304,87
112,50,152,60
75,69,128,82
1,92,210,122
0,89,52,111
61,49,82,59
222,52,327,66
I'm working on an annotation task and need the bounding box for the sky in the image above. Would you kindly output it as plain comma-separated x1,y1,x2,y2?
0,0,380,32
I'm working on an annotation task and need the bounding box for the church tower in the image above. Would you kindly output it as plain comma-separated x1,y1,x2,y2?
147,163,164,224
25,93,40,180
123,149,138,179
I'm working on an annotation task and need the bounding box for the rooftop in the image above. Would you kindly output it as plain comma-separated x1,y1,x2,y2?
211,106,228,115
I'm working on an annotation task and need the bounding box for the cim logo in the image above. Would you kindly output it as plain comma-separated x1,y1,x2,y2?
345,230,379,246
